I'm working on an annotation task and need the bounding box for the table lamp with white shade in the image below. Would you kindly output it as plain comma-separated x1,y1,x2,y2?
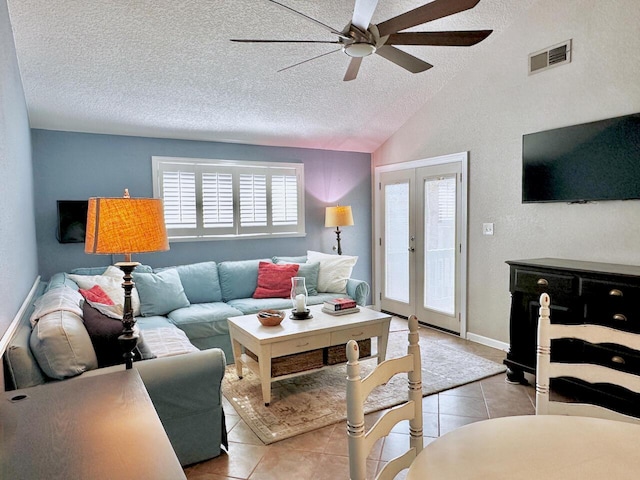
325,205,354,255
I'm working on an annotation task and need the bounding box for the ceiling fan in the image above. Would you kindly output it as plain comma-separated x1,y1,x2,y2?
231,0,493,81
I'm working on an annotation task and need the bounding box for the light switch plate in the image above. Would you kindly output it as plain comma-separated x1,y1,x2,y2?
483,223,494,236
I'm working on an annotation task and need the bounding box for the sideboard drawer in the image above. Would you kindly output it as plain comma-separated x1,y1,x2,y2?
582,279,640,332
271,333,330,358
331,323,383,345
582,342,640,375
512,269,575,296
580,278,640,299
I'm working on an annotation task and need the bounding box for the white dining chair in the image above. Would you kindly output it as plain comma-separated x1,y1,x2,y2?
346,314,423,480
536,292,640,423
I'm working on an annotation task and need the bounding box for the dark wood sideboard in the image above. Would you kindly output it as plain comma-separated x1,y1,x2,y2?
505,258,640,416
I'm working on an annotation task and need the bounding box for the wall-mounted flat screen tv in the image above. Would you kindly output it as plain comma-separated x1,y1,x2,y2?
57,200,88,243
522,112,640,203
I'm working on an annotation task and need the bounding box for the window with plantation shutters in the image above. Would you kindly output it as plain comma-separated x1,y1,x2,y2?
152,157,305,240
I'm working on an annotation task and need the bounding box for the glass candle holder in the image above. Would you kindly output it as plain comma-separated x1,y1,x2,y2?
290,276,308,313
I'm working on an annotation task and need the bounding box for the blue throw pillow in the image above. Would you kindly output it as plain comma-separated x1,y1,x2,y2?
218,259,270,301
174,261,222,303
133,269,190,316
275,261,320,296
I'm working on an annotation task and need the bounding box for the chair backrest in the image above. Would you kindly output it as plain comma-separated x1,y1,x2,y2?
346,315,423,480
536,292,640,423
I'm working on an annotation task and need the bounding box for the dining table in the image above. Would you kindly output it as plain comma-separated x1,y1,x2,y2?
406,414,640,479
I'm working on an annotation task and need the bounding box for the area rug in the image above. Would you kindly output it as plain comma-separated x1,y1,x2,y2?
222,329,506,444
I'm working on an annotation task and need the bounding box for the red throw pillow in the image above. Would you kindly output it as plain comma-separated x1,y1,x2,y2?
253,261,299,298
78,284,115,305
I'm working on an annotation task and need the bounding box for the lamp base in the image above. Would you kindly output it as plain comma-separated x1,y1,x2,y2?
334,227,343,255
115,261,141,369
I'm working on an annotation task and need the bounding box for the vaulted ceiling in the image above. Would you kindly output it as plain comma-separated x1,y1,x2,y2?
7,0,534,152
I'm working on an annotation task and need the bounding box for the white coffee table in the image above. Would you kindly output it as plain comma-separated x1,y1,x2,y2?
227,304,391,405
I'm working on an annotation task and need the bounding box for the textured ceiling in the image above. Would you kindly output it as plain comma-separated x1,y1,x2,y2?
7,0,531,153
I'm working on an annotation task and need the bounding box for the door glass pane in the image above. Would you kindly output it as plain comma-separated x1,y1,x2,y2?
424,176,456,315
385,183,409,303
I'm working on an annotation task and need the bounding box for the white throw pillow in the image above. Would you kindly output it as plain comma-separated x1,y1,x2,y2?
307,250,358,293
68,266,141,316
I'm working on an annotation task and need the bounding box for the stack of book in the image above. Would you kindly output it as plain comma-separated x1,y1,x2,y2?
322,298,359,316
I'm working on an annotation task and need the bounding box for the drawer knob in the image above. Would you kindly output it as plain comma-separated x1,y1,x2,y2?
613,314,628,322
611,355,626,365
609,289,623,297
537,278,549,287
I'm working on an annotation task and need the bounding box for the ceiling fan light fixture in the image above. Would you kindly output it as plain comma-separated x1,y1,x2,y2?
343,42,376,58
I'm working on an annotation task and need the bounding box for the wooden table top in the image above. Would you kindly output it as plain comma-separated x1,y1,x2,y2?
227,304,391,343
0,369,186,480
407,415,640,480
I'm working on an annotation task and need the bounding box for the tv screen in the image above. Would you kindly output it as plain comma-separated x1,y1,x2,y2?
522,113,640,203
57,200,88,243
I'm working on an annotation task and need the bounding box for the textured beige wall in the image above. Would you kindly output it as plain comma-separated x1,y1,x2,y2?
373,0,640,343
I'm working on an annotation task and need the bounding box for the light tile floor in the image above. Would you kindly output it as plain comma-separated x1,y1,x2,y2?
184,317,536,480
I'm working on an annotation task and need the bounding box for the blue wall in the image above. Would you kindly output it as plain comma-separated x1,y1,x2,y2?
32,130,372,290
0,0,39,338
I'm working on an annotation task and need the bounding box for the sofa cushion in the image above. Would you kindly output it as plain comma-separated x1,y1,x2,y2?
68,266,142,316
227,297,294,314
133,269,191,316
70,264,153,275
218,259,271,301
174,261,222,303
253,261,299,298
272,255,307,264
168,303,244,340
30,308,98,380
307,250,358,293
275,260,320,296
137,327,199,358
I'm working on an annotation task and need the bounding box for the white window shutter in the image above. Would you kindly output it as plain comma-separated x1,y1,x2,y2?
239,174,267,227
272,175,298,225
162,171,197,229
202,172,234,228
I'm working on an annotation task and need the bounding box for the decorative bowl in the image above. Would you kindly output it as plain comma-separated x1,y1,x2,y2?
257,309,285,326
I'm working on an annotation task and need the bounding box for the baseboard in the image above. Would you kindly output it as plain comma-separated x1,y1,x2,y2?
465,332,509,352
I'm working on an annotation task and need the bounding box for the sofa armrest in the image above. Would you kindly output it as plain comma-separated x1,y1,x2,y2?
136,349,227,465
346,279,370,306
83,349,227,465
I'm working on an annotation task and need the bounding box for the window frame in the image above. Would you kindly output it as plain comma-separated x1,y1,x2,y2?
152,156,305,241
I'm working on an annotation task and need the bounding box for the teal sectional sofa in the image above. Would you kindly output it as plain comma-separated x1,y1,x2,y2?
3,254,369,466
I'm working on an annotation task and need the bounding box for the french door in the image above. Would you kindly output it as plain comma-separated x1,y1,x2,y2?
376,153,467,334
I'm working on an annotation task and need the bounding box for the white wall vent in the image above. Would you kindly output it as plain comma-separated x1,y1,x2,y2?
528,39,572,75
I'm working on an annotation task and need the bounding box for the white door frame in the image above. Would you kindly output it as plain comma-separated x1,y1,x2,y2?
373,152,469,338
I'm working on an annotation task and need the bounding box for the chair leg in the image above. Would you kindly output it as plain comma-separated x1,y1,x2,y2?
346,339,367,480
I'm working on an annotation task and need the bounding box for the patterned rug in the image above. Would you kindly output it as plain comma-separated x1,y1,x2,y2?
222,327,506,444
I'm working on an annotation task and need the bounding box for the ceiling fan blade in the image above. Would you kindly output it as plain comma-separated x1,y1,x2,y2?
231,39,341,44
343,57,363,81
386,30,492,47
351,0,379,31
277,48,342,73
377,0,482,37
375,45,433,73
266,0,348,39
